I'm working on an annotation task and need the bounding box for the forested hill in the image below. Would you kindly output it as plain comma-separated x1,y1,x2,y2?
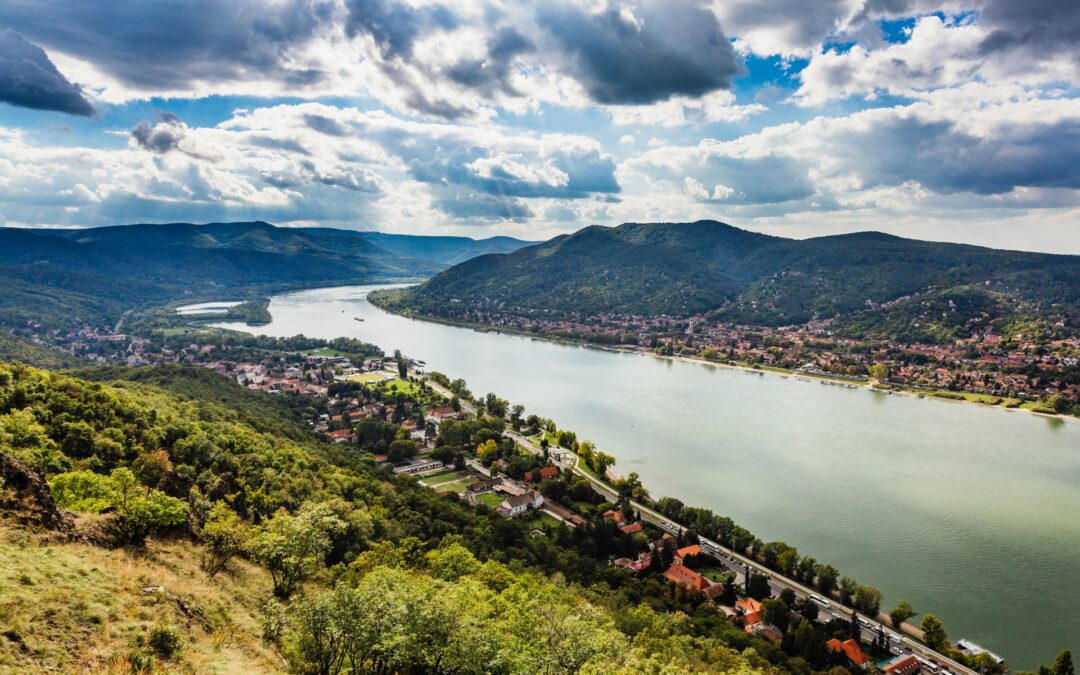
0,361,778,673
379,221,1080,328
0,221,531,329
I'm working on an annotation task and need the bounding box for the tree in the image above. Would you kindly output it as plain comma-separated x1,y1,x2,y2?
921,613,947,650
889,601,916,629
200,501,249,576
49,467,187,545
394,349,407,379
746,573,771,601
387,439,417,463
245,502,346,598
816,564,839,596
761,598,790,633
1053,650,1075,675
869,363,890,381
854,585,882,615
839,576,858,605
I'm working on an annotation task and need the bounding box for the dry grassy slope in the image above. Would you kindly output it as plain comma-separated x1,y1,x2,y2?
0,526,285,674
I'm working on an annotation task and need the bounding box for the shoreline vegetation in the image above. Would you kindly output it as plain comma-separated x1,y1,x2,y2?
365,290,1078,424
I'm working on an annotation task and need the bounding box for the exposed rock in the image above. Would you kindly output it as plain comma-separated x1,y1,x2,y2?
0,451,74,533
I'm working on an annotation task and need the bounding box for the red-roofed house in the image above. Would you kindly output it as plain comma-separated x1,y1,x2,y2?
674,544,701,564
430,407,462,421
662,564,712,593
524,466,559,482
602,509,626,524
826,638,870,669
329,429,353,443
882,655,921,675
620,521,643,535
735,597,762,625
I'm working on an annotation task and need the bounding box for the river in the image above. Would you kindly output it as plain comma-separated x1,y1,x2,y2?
215,284,1080,668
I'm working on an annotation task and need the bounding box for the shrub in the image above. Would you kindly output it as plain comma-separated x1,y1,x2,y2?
148,623,184,659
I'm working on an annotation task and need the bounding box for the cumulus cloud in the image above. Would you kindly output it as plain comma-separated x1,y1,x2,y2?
131,117,186,153
0,29,94,116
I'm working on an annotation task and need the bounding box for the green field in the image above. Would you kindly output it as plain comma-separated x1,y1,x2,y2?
348,371,394,384
527,511,562,530
306,347,348,357
695,565,733,583
477,492,504,507
382,377,421,396
420,470,477,494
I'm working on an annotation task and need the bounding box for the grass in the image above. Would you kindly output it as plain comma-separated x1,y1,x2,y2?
348,372,393,384
527,512,562,530
381,378,421,397
695,565,733,583
304,347,347,357
477,493,504,508
0,525,284,674
420,471,477,494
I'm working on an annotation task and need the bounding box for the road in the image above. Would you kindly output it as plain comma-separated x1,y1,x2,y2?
424,378,976,674
504,427,975,675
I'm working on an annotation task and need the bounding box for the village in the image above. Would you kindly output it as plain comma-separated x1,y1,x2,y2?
430,304,1080,410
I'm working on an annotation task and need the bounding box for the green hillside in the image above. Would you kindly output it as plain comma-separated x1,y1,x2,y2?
0,362,782,674
0,222,531,331
376,221,1080,332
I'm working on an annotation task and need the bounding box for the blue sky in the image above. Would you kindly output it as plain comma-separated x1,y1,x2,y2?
0,0,1078,253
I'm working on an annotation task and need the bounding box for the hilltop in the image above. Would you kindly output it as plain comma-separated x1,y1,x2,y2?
0,221,531,330
376,221,1080,330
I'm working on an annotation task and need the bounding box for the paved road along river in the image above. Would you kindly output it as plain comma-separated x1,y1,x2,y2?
215,284,1080,668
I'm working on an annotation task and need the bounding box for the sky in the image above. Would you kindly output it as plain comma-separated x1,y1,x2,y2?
0,0,1078,253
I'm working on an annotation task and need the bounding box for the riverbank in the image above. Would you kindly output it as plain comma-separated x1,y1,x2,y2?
366,294,1078,424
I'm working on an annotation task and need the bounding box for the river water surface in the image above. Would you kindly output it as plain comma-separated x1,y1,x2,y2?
216,284,1080,668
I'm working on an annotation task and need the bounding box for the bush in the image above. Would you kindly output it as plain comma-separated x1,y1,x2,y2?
148,623,184,659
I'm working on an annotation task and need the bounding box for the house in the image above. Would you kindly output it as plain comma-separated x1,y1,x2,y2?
662,564,712,593
329,429,353,443
392,458,444,475
430,406,462,422
619,521,643,535
524,465,559,482
881,655,921,675
735,597,762,625
495,490,543,518
745,622,783,645
602,509,626,524
826,638,869,669
674,544,701,564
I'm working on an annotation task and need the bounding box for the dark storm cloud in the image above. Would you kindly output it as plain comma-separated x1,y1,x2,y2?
536,0,742,104
0,0,333,90
0,29,94,116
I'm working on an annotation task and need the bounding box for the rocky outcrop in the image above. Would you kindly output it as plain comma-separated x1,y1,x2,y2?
0,451,74,532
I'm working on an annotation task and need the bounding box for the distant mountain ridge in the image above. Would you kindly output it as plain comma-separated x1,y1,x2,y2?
0,221,533,328
378,220,1080,332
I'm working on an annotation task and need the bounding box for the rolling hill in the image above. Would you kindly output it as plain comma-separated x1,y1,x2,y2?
375,220,1080,330
0,221,532,329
